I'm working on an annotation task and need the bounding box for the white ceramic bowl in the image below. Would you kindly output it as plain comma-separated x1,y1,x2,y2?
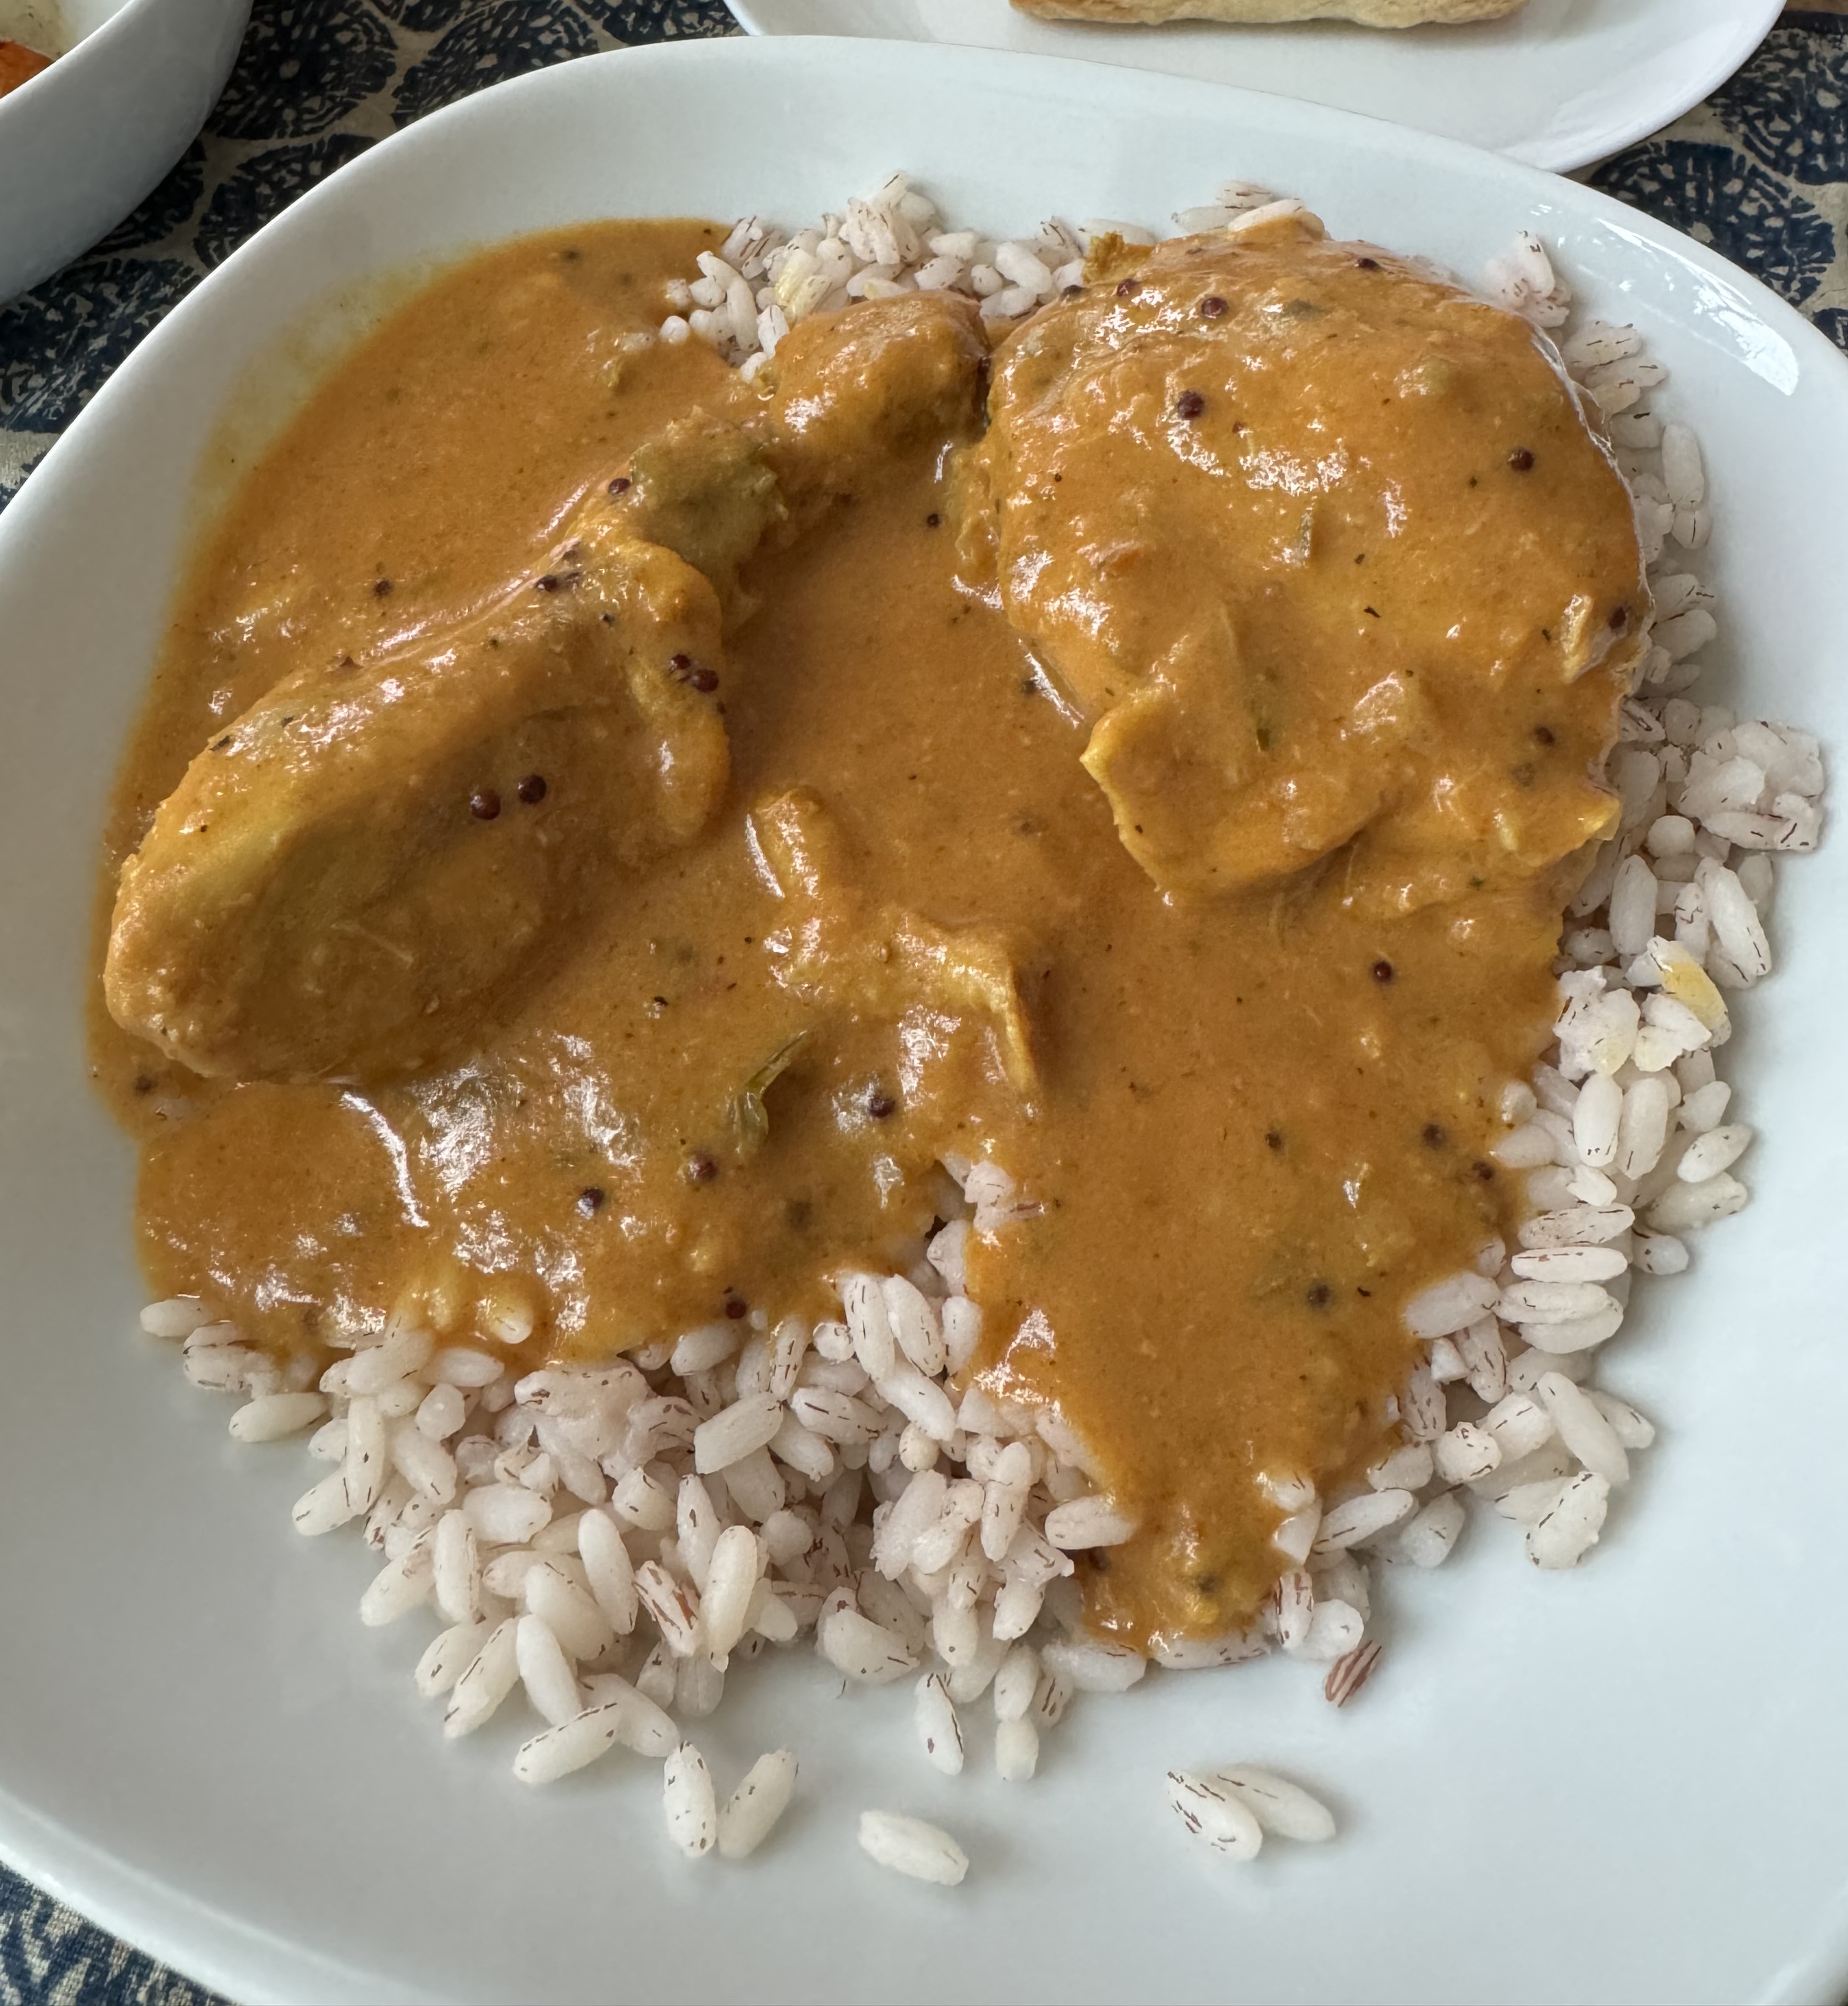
0,35,1844,2006
0,0,249,302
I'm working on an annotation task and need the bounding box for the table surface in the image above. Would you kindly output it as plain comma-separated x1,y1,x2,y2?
2,2,1846,2000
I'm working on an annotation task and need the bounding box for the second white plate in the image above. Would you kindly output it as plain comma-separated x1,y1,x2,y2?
726,0,1782,174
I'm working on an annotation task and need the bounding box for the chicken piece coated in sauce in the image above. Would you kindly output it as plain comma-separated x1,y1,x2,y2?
960,213,1648,910
105,512,730,1082
755,290,989,502
614,290,987,605
751,786,1040,1095
619,414,785,628
106,291,993,1088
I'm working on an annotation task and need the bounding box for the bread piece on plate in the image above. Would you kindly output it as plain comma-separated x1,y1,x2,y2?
1013,0,1524,25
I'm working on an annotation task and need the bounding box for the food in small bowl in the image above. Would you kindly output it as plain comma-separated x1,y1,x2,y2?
0,0,249,301
0,37,53,95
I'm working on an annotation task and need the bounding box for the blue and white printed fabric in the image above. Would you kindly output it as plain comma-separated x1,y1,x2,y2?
0,0,733,500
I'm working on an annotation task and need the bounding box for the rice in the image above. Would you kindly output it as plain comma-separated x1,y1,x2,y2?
914,1669,964,1774
662,1743,717,1858
856,1810,969,1886
995,1715,1040,1782
1211,1766,1336,1844
1164,1771,1264,1859
130,172,1827,1881
717,1751,798,1859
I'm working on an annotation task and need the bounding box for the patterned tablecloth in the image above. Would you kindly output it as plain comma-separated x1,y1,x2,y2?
1,2,1845,1999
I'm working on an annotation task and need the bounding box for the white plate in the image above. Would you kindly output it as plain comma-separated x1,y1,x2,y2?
727,0,1783,174
1,34,1844,2006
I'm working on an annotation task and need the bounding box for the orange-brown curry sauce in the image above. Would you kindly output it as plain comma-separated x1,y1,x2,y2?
91,216,1645,1648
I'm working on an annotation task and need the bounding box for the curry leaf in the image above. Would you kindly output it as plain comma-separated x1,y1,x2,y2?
729,1030,807,1158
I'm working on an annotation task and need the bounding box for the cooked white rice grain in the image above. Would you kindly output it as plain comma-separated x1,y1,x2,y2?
1586,1389,1657,1450
141,1296,213,1338
873,1468,948,1577
1153,1630,1271,1671
1401,1363,1447,1442
669,1323,736,1378
525,1559,614,1661
674,1650,726,1721
820,1604,918,1684
1402,1271,1500,1339
414,1383,465,1441
1212,1766,1336,1842
1322,1639,1384,1708
1435,1421,1502,1485
513,1702,633,1785
1272,1567,1313,1651
229,1391,327,1442
346,1328,431,1396
664,1742,717,1858
1509,1246,1628,1283
610,1466,677,1534
991,1573,1045,1642
1272,1502,1321,1565
442,1616,519,1738
1521,1304,1625,1354
1312,1489,1414,1554
635,1560,702,1658
1676,1122,1753,1183
1165,1770,1263,1860
515,1612,582,1726
431,1510,482,1625
415,1616,494,1699
1646,1172,1748,1233
1366,1439,1434,1491
693,1392,784,1474
292,1469,359,1537
463,1482,552,1546
882,1274,948,1376
1535,1372,1630,1485
183,1342,262,1394
747,1581,800,1645
1526,1471,1611,1568
581,1672,677,1758
1396,1491,1466,1568
577,1509,639,1633
840,1271,898,1382
857,1810,969,1886
1041,1494,1135,1551
700,1524,763,1660
426,1347,505,1389
788,1386,882,1447
307,1416,348,1463
992,1643,1041,1722
719,1750,798,1859
1291,1600,1364,1661
481,1547,543,1599
1040,1636,1146,1694
996,1716,1040,1782
1499,1279,1619,1325
915,1670,964,1774
390,1420,457,1505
